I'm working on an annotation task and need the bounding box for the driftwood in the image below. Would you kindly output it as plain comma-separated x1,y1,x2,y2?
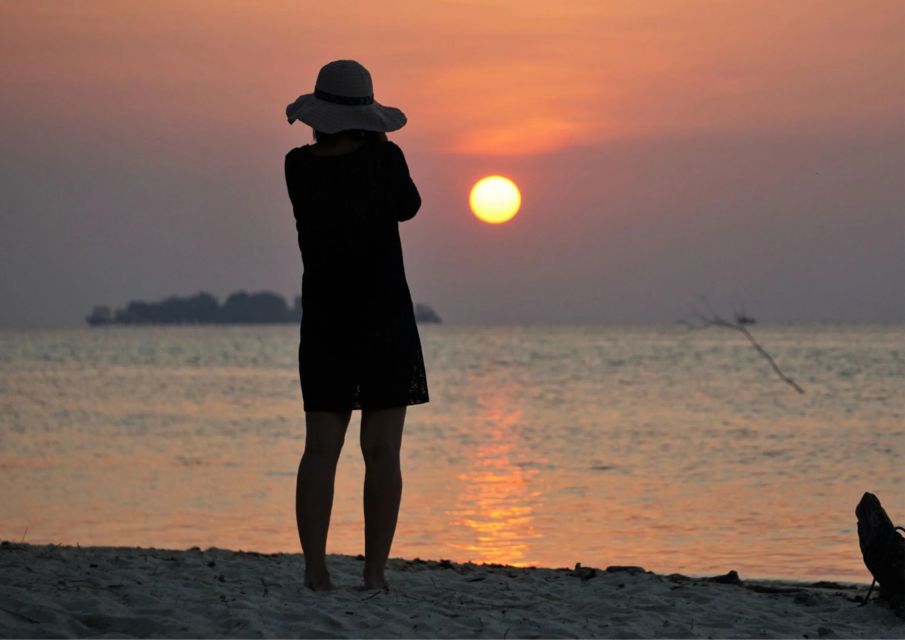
856,492,904,609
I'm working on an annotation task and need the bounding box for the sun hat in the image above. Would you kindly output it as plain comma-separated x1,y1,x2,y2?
286,60,407,133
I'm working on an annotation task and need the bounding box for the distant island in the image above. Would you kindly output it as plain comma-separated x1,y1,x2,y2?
86,291,442,326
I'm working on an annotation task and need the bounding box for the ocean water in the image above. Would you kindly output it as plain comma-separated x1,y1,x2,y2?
0,324,902,581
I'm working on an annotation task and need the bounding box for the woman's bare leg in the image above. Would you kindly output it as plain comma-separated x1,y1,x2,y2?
360,406,406,590
296,409,352,590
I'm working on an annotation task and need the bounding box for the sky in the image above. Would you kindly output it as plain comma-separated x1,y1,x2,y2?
0,0,902,327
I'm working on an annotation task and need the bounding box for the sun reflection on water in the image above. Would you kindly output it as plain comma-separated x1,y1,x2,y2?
445,388,545,567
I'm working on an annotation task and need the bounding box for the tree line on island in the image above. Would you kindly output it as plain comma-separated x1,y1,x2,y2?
86,291,441,326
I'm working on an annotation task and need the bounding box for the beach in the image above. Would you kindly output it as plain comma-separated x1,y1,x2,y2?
3,2,903,638
1,542,902,638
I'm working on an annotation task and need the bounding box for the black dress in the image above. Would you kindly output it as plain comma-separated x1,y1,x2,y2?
284,139,429,411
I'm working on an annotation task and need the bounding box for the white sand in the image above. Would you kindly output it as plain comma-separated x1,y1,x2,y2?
0,542,902,638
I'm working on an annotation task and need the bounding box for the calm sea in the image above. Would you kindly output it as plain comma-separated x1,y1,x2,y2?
1,324,902,581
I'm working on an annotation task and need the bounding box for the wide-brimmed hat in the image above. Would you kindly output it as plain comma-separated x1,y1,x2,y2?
286,60,406,133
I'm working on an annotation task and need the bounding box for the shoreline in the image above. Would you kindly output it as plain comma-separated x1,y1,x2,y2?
2,542,902,638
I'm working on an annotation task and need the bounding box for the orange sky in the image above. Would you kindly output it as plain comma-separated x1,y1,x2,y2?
3,1,900,153
0,1,902,325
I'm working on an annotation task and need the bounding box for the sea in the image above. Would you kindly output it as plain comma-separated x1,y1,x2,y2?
1,324,902,582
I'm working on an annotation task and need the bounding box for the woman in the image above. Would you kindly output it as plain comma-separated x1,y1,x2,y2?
284,60,429,591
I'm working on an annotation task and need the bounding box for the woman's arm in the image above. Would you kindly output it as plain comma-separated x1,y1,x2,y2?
284,149,306,244
284,149,302,211
380,142,421,222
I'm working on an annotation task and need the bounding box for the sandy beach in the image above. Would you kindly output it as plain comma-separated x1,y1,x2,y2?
1,542,901,638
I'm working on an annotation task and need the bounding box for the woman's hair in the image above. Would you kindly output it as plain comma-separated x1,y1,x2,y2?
313,129,382,143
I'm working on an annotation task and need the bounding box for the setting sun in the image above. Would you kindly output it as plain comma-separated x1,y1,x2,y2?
469,176,521,224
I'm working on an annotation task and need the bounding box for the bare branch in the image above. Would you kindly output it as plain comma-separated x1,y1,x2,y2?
683,302,805,394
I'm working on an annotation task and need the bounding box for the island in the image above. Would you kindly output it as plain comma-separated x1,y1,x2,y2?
86,292,442,326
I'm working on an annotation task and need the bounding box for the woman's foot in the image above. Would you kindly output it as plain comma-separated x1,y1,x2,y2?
362,566,389,591
304,569,336,591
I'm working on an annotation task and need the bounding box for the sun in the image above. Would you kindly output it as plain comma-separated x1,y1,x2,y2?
469,176,521,224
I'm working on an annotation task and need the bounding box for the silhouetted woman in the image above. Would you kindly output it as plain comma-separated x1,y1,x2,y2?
284,60,429,591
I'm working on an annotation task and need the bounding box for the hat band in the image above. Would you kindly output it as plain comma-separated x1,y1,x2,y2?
314,88,374,106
